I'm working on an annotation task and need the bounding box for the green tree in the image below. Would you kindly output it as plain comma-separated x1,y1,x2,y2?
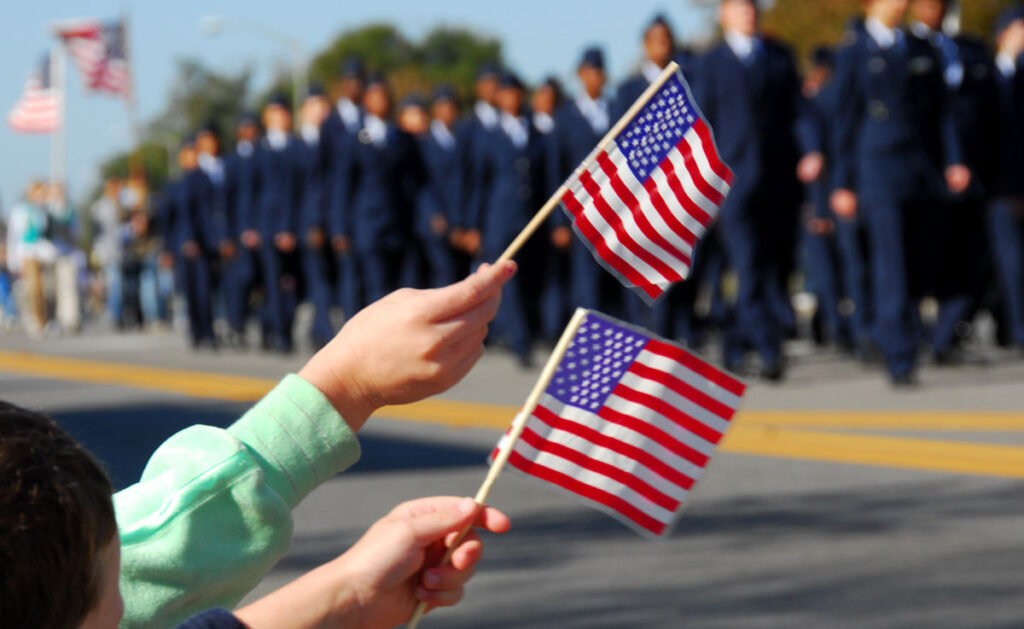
762,0,1019,67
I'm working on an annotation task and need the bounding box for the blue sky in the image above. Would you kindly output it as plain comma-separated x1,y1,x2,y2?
1,1,716,210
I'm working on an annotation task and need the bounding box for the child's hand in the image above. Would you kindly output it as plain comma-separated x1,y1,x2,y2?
233,497,511,629
299,261,516,431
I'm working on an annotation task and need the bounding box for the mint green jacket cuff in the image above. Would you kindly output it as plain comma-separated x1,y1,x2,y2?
115,374,360,629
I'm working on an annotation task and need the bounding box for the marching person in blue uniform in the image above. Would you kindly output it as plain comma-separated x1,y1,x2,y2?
414,85,465,289
160,137,216,349
257,93,304,353
614,14,692,332
193,121,228,348
796,46,852,350
691,0,802,380
220,113,265,349
909,0,999,364
325,57,366,317
553,47,616,317
296,84,336,348
396,92,433,289
468,71,553,366
330,73,419,307
831,0,970,385
987,8,1024,353
456,63,502,262
532,76,570,340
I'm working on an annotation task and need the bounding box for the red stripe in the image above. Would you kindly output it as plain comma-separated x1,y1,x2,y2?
562,189,661,299
693,119,734,186
676,135,725,206
629,361,736,422
519,426,679,511
644,338,746,397
612,383,723,444
578,169,682,283
657,157,713,227
532,404,695,490
640,178,699,248
508,450,667,535
595,153,692,269
595,405,709,467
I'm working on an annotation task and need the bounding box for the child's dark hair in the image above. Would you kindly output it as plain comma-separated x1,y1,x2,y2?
0,401,117,629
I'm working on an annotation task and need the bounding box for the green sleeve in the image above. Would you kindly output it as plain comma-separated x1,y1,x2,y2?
115,374,361,629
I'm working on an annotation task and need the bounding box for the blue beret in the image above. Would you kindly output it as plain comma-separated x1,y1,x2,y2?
236,111,259,127
431,83,458,104
266,92,291,109
647,13,674,33
399,92,427,110
498,70,525,91
196,119,221,138
364,71,389,90
579,46,605,70
994,6,1024,39
476,62,501,80
339,56,365,80
307,82,326,98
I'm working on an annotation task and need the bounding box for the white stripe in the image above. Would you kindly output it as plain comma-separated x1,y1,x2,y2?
602,394,717,457
536,394,706,482
577,155,688,276
646,159,710,239
663,147,719,216
524,415,690,502
511,438,675,525
683,127,731,196
619,371,731,434
606,147,695,261
568,185,669,287
634,350,743,410
585,148,691,273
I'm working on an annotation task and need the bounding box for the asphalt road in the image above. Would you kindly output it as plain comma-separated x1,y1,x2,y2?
2,325,1023,628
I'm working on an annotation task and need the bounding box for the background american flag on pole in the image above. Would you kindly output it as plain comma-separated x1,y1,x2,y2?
54,19,133,101
493,310,745,537
7,53,60,134
561,67,732,303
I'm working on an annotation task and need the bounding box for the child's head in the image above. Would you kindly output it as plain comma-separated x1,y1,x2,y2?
0,401,123,629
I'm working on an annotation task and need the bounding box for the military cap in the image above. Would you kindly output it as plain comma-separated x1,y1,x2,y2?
431,83,458,104
339,56,366,80
579,46,606,71
498,70,525,91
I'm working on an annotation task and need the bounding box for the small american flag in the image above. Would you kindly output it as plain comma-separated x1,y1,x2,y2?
55,19,133,101
7,53,60,134
493,311,745,537
562,68,732,302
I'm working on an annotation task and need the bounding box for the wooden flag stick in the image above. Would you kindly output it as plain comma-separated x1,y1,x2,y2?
407,308,589,629
495,61,681,265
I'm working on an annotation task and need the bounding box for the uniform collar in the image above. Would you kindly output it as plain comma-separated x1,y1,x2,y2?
337,98,361,128
301,123,320,145
430,119,455,149
575,92,609,134
197,152,224,182
499,111,529,149
533,111,555,134
266,129,289,150
724,30,757,61
236,140,254,158
362,113,388,147
865,17,901,49
475,101,498,129
996,52,1018,78
641,60,663,84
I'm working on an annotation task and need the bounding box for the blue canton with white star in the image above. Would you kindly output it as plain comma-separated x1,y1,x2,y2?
615,74,697,183
546,313,651,412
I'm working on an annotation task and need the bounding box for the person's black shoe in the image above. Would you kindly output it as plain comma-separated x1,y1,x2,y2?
890,372,918,388
761,362,785,383
517,352,534,370
933,348,960,367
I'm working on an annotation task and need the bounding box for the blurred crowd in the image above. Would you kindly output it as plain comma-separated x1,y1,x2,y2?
3,0,1024,386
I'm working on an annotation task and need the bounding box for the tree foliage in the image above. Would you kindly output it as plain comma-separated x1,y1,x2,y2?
761,0,1019,67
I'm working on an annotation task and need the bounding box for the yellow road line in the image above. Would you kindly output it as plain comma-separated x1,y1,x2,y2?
722,425,1024,480
0,350,275,402
4,349,1024,479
